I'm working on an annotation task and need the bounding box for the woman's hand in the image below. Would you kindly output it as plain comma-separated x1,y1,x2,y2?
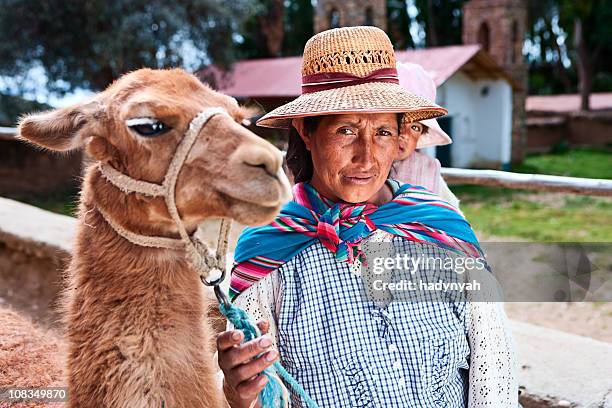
217,320,279,408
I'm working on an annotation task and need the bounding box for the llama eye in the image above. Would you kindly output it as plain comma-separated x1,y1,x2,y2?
126,118,170,137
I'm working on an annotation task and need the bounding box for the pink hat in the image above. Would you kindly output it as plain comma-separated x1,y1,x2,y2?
396,62,452,148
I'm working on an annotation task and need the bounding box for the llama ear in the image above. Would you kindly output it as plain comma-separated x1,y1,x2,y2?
17,100,101,152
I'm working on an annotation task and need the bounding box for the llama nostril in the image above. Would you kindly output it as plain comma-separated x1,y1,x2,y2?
249,163,274,177
239,146,280,177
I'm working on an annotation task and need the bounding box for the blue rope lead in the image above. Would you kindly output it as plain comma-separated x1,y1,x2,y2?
219,299,319,408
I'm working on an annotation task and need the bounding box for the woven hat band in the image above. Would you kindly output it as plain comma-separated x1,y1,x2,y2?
301,68,399,94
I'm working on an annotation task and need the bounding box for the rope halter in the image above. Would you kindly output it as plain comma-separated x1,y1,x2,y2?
95,107,233,304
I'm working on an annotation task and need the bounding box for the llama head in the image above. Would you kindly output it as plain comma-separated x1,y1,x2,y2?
18,68,292,230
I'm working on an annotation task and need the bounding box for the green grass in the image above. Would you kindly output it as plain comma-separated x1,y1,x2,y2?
29,198,78,217
17,192,79,217
512,147,612,179
458,190,612,242
453,147,612,241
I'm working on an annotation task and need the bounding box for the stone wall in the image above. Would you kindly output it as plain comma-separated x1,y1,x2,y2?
0,138,83,199
525,116,567,154
314,0,387,33
526,111,612,154
0,197,74,328
513,321,612,407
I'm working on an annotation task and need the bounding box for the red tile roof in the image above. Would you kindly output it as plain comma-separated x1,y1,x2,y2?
396,45,481,86
201,44,517,98
526,93,612,112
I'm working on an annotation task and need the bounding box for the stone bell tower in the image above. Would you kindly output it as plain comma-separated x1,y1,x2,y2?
463,0,528,165
314,0,387,34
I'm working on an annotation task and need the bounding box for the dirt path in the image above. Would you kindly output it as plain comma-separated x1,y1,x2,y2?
475,230,612,343
504,302,612,343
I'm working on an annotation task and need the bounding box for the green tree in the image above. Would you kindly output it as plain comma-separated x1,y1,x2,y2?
0,0,258,93
282,0,314,56
237,0,313,59
387,0,415,50
526,0,575,95
237,0,415,59
413,0,466,47
527,0,612,108
558,0,612,110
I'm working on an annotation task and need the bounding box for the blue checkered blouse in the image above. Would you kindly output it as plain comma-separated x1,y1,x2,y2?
234,233,476,408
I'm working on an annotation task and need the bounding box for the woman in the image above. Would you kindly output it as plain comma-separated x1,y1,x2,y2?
216,26,518,408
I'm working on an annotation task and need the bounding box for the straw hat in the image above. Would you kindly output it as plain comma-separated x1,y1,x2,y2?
396,62,452,148
256,26,447,129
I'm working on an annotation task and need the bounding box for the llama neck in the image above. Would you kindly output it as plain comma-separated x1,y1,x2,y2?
65,191,216,408
71,197,205,319
65,169,210,348
82,205,187,272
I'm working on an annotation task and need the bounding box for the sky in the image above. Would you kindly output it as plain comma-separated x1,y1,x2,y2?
0,64,94,108
0,33,206,108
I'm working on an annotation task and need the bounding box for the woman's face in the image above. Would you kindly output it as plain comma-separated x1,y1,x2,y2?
299,112,400,203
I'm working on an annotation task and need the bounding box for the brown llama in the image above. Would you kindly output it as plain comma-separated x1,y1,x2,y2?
17,68,291,408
